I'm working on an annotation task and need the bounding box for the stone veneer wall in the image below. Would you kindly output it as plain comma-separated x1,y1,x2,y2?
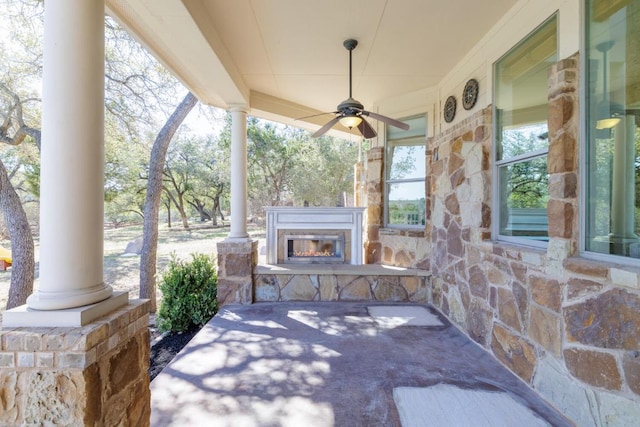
367,54,640,425
217,239,259,305
0,300,150,426
254,271,428,302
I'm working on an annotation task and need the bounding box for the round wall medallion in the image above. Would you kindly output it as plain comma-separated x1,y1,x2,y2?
444,96,456,123
462,78,479,110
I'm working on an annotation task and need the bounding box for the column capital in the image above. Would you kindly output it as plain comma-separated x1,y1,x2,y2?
228,104,249,114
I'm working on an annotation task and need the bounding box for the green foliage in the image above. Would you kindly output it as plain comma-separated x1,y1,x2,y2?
500,124,549,209
291,134,359,207
157,253,218,333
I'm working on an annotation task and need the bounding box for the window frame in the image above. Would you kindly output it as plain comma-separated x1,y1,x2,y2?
492,14,558,248
579,0,640,264
384,115,427,229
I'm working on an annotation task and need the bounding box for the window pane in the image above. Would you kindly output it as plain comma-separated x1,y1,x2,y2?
387,182,426,226
386,114,426,228
585,0,640,259
388,143,426,180
500,123,549,160
494,15,556,244
387,115,426,140
498,156,549,240
495,16,557,162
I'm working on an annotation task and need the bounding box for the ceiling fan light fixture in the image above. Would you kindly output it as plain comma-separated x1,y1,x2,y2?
596,102,624,130
339,114,362,129
596,116,621,130
594,41,624,131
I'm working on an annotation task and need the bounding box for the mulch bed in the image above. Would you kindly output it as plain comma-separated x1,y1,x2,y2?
149,326,200,381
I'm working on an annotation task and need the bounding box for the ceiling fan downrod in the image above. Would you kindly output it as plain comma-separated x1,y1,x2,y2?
343,39,358,99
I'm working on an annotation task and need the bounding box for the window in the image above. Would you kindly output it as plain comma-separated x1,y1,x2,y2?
585,0,640,259
494,15,558,245
385,115,426,228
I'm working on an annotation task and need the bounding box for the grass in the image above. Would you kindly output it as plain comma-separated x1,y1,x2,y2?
0,222,265,323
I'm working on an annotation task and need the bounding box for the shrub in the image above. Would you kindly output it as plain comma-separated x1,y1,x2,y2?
157,253,218,333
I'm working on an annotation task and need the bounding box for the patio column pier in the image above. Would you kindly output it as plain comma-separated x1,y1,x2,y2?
27,0,112,311
216,105,257,306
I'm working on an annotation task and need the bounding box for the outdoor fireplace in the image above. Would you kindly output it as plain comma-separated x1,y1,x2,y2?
265,207,365,265
285,233,345,263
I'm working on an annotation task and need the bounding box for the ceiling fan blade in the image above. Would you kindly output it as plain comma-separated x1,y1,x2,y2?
296,111,338,121
312,116,341,138
357,117,377,139
362,111,410,131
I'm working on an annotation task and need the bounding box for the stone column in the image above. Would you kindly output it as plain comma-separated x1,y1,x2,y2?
546,55,579,274
365,147,384,263
216,240,258,306
228,105,249,240
354,161,365,207
26,0,112,310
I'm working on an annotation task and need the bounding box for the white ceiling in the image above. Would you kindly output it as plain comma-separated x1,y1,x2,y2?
107,0,520,129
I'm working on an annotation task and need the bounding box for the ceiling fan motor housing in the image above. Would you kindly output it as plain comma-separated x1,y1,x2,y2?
337,97,364,114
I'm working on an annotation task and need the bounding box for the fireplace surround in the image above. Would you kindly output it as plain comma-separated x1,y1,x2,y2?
265,207,365,265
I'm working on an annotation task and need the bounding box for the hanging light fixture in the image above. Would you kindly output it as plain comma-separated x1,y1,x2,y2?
595,41,624,130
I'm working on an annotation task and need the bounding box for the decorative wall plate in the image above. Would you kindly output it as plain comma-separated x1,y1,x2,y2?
444,96,456,123
462,78,479,110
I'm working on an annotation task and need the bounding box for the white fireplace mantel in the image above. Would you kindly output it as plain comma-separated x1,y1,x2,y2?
265,207,366,265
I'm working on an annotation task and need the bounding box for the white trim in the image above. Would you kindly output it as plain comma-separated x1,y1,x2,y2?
578,0,587,256
495,234,549,250
495,148,549,166
265,207,365,265
5,292,129,327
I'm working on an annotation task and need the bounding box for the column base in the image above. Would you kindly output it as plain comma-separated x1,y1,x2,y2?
0,300,150,426
26,282,113,311
4,292,128,328
225,234,250,242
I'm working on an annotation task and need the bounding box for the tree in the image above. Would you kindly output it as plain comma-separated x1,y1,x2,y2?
186,134,229,226
291,135,358,206
0,81,40,310
139,92,198,312
0,161,34,308
246,119,306,211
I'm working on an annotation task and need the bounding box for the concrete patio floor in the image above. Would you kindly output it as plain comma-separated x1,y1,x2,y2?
150,302,572,426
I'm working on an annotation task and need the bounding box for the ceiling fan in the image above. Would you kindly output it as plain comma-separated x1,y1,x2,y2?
307,39,410,138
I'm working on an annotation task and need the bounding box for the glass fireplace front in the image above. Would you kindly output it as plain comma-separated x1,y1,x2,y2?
284,234,345,264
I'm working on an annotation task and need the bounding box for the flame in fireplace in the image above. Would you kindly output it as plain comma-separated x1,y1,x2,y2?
293,250,336,257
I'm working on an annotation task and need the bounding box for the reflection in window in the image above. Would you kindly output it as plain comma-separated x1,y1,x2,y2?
585,0,640,259
499,155,549,238
494,15,557,245
385,115,426,227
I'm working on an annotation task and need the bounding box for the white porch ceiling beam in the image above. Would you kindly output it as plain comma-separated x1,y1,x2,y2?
106,0,249,108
